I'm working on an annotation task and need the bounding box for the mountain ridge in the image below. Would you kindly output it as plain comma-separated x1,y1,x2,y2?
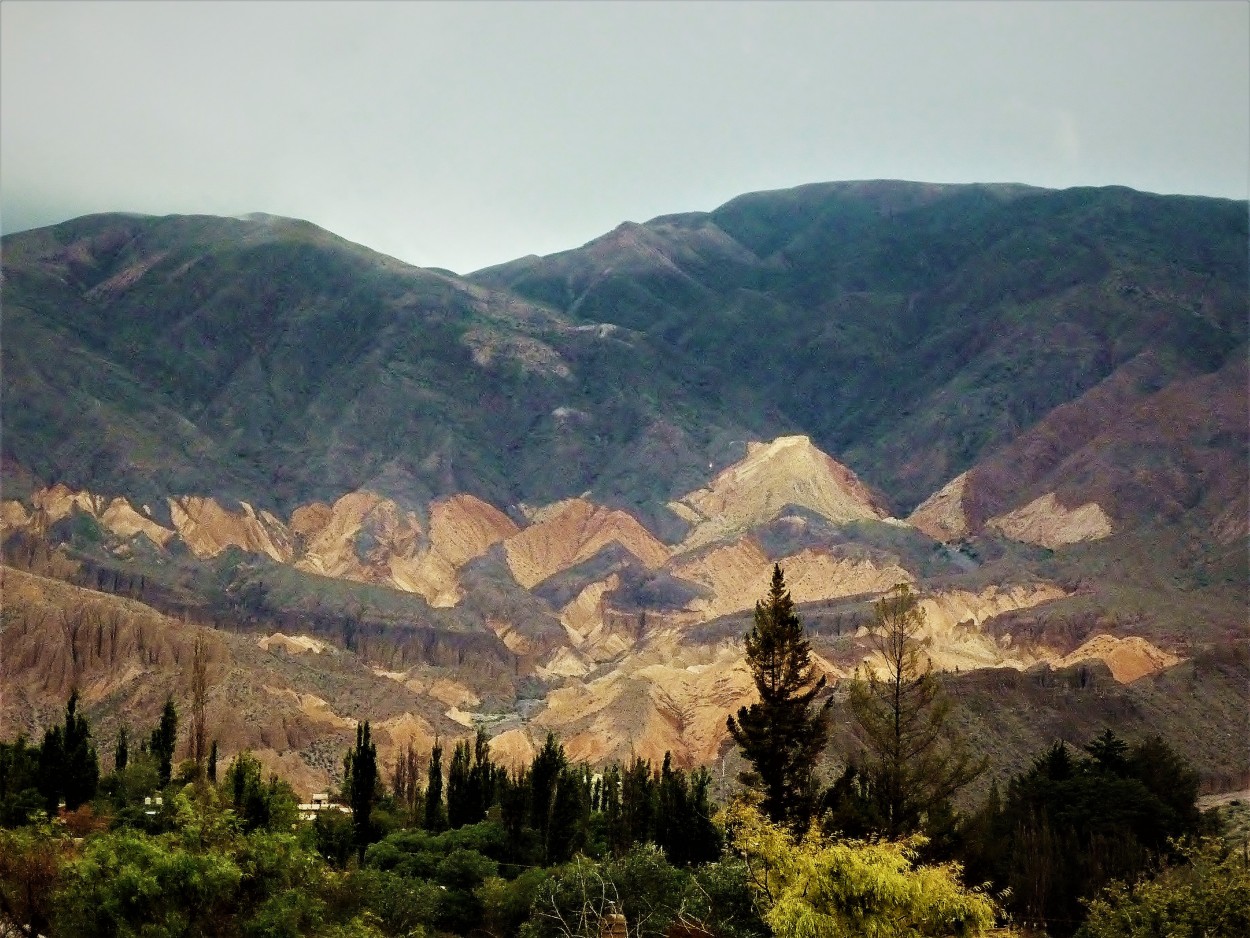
2,178,1246,794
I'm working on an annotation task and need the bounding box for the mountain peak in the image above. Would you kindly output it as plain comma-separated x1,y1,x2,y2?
669,435,889,552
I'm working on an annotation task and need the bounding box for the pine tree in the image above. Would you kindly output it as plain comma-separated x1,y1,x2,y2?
847,584,984,838
207,740,218,785
727,564,831,829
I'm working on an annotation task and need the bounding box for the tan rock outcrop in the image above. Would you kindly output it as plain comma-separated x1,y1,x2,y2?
856,583,1072,676
295,491,422,579
428,494,519,566
1056,634,1182,683
170,496,293,561
503,498,669,588
32,483,103,522
672,538,913,622
907,472,971,542
258,633,333,655
671,436,888,551
489,728,539,770
100,498,176,547
986,493,1113,548
1,500,30,531
17,485,175,547
533,639,763,767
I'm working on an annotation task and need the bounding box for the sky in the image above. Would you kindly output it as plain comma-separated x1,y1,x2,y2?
2,1,1247,274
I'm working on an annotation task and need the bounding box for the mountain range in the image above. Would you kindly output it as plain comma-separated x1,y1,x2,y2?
2,179,1246,796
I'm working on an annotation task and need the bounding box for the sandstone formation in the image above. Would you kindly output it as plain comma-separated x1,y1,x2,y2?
0,426,1222,782
986,494,1113,548
1056,634,1182,684
671,538,912,622
170,496,293,562
670,436,889,551
503,497,669,588
907,473,971,542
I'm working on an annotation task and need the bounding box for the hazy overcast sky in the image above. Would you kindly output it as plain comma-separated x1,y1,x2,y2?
3,1,1247,273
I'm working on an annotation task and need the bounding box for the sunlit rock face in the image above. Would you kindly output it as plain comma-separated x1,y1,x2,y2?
0,429,1206,781
670,436,889,551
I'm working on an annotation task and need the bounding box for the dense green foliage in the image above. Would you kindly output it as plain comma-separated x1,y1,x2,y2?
724,799,996,938
0,686,1241,937
1076,839,1250,938
727,566,831,830
964,731,1205,934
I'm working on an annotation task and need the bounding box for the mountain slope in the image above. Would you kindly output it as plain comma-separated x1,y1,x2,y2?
472,181,1247,511
1,180,1246,793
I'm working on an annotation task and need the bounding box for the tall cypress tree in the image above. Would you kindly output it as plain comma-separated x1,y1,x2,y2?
149,697,178,786
529,733,567,862
468,728,500,821
61,691,99,809
114,726,129,772
727,564,831,830
424,738,446,831
446,737,473,828
38,691,99,813
344,721,378,855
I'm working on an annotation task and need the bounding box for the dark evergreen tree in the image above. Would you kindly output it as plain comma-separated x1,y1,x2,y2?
598,762,625,855
0,735,43,825
654,755,722,866
446,728,501,830
424,738,446,831
968,732,1204,935
447,737,473,829
620,756,655,849
148,697,178,787
61,692,99,810
344,721,379,855
498,768,533,863
727,565,831,829
224,752,297,831
529,733,567,862
207,740,218,785
114,726,129,773
36,691,99,813
468,729,501,822
547,765,590,864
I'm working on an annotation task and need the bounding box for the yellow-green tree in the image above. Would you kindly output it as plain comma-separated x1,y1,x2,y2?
723,798,999,938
